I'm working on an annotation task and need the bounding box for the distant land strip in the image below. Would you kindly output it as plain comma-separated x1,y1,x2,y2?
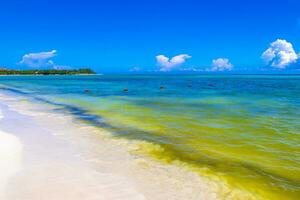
0,68,95,75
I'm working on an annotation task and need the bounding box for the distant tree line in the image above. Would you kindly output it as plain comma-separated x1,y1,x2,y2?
0,68,96,75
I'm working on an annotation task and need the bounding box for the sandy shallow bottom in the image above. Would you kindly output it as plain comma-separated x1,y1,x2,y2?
0,92,218,200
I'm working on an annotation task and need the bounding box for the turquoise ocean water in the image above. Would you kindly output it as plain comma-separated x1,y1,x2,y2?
0,75,299,199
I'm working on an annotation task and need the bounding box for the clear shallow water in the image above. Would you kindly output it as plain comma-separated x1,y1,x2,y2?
0,75,299,199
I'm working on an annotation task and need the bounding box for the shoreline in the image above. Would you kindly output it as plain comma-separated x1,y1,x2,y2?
0,91,218,200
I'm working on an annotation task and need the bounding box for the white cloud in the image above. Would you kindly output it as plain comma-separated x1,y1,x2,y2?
208,58,233,71
262,39,298,68
129,67,141,72
53,65,72,70
156,54,191,71
179,67,203,72
18,50,57,68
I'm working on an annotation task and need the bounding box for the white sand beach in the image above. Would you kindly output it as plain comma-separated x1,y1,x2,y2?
0,91,218,200
0,115,22,200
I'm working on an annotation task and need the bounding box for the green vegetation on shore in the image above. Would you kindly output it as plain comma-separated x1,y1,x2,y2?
0,68,96,75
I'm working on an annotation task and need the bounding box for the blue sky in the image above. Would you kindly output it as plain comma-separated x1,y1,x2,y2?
0,0,299,73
